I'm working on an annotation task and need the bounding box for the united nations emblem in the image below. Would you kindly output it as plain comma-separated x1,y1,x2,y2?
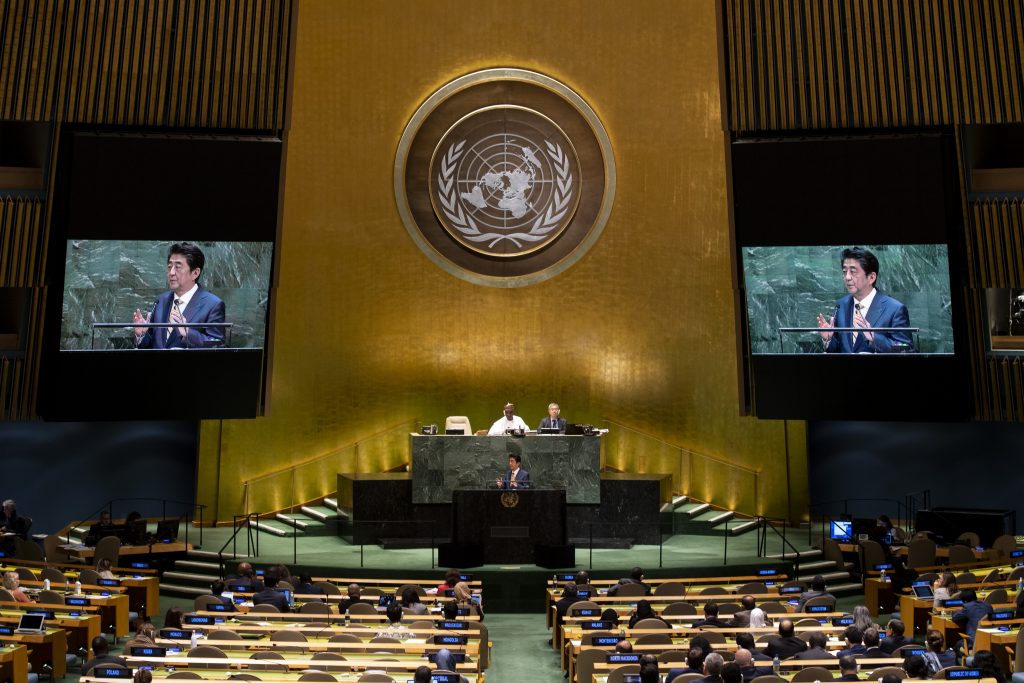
500,491,520,508
396,69,615,287
431,106,580,257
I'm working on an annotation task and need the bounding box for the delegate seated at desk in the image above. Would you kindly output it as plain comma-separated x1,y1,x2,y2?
487,402,530,435
86,511,119,546
495,454,529,489
537,402,566,432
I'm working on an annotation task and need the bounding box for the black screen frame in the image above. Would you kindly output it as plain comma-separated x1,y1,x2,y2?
730,128,970,421
39,127,284,420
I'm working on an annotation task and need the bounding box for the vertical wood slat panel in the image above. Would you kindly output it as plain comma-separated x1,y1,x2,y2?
724,0,1024,131
0,0,292,129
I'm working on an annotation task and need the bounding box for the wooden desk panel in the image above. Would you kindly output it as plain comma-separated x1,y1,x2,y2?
0,644,29,683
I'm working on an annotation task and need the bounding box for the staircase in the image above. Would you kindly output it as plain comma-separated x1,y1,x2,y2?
160,498,348,598
161,549,224,598
764,545,862,596
667,495,760,538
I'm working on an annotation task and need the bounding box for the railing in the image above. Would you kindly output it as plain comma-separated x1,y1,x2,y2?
756,517,801,578
807,496,919,546
240,419,419,516
217,512,261,574
602,419,760,516
905,490,931,534
73,498,207,547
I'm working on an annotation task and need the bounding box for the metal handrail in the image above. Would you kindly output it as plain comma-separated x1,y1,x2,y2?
73,497,207,546
757,516,801,578
807,496,916,546
217,512,261,573
241,418,420,486
602,418,759,517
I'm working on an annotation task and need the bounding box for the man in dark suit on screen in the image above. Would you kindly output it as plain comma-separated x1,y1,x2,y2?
134,242,226,349
816,246,912,353
495,454,530,489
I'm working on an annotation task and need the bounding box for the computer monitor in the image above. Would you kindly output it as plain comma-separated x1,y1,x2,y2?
830,520,853,542
154,519,179,542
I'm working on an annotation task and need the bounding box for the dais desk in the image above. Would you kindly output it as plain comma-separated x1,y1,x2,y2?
411,433,602,504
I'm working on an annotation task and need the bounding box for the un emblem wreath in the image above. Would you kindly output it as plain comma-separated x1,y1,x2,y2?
395,69,616,287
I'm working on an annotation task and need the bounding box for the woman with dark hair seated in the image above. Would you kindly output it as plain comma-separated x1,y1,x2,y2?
628,600,669,629
164,606,184,629
902,654,929,680
972,650,1006,683
401,587,428,615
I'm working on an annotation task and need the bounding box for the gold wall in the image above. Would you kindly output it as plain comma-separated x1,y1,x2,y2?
197,0,807,522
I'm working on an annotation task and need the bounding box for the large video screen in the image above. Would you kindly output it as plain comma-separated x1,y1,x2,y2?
39,129,282,420
60,240,273,351
742,244,954,355
730,131,968,421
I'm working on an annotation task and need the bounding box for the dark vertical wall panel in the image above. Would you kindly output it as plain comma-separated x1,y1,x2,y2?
0,421,198,533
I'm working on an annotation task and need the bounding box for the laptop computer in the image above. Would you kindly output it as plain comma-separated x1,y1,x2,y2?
15,613,45,634
912,584,934,599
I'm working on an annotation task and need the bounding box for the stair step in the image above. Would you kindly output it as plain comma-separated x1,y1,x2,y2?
706,511,735,526
254,521,290,537
765,548,823,561
829,582,863,595
300,506,337,523
682,503,711,519
729,520,760,536
187,549,227,561
275,513,324,531
174,560,221,572
162,569,221,585
796,570,849,584
322,497,339,511
692,510,724,523
160,583,209,598
672,495,689,509
797,560,837,573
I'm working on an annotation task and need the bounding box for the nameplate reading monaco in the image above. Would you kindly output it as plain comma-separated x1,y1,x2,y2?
395,68,616,287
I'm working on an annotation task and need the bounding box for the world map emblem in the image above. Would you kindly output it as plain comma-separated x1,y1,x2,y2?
395,68,616,287
430,107,581,257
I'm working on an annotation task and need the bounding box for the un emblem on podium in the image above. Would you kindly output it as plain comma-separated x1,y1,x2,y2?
396,69,615,287
500,491,520,508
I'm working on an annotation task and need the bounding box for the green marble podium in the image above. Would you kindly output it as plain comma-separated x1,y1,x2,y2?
410,434,601,504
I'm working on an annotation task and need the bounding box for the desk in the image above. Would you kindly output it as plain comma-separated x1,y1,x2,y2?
0,623,68,679
411,434,602,504
0,644,28,683
60,541,191,560
452,488,566,564
865,578,896,616
974,627,1018,674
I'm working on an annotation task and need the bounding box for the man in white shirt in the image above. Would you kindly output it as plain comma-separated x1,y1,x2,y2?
487,402,529,435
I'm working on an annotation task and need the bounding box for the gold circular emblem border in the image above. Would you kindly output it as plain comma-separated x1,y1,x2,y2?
427,104,583,258
395,68,617,289
500,491,520,508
